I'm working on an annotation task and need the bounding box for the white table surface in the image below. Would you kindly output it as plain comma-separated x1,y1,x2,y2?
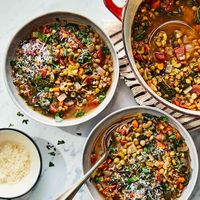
0,0,199,200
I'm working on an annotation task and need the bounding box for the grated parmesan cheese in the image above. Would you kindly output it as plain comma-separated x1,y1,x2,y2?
0,142,31,184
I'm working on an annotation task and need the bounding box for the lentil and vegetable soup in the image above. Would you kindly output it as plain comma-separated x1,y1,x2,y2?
91,113,190,200
11,20,113,121
132,0,200,111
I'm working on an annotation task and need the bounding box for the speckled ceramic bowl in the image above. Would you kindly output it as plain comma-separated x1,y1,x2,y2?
82,106,199,200
3,12,119,127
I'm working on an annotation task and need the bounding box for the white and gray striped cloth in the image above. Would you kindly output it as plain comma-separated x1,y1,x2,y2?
105,21,200,132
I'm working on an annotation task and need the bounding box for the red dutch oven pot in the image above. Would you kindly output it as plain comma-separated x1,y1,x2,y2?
103,0,200,117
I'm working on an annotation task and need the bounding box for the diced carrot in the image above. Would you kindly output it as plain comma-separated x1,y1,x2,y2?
52,87,60,92
158,123,165,130
150,0,161,10
176,132,182,140
147,80,153,86
156,161,163,169
68,58,75,66
178,177,185,183
132,119,139,129
178,183,184,190
157,63,164,70
157,141,166,149
78,67,84,76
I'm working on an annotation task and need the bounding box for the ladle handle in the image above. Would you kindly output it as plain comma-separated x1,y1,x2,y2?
56,153,108,200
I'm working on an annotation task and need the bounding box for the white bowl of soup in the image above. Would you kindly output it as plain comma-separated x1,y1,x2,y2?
82,106,199,200
4,12,119,126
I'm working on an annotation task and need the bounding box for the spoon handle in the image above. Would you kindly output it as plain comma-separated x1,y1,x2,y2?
56,153,108,200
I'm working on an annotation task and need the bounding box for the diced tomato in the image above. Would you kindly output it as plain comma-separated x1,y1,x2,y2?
109,184,117,191
173,98,188,108
162,126,173,134
150,0,161,10
192,85,200,96
73,36,83,49
106,158,112,164
49,104,58,114
118,128,127,135
90,153,98,165
174,45,185,60
156,134,165,142
98,162,106,170
134,54,144,61
87,96,99,108
164,0,174,11
18,49,23,55
41,69,47,78
59,58,65,66
43,26,50,34
155,52,166,63
156,171,163,182
56,52,62,58
130,192,134,198
84,76,94,85
97,48,105,65
198,64,200,72
120,139,127,145
178,183,184,190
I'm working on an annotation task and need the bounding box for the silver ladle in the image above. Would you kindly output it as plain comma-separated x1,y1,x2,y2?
56,117,135,200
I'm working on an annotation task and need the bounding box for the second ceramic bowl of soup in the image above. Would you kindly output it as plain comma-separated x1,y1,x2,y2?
82,106,198,200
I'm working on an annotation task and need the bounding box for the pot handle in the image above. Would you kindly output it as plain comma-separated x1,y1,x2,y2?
103,0,125,21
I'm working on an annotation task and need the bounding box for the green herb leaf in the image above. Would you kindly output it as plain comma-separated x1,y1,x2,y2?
57,140,65,145
102,47,110,55
44,87,50,92
17,112,24,117
74,111,85,118
55,113,63,122
49,162,55,167
141,167,150,174
98,93,106,103
10,60,16,67
134,29,146,41
22,119,29,124
128,176,139,184
8,123,14,127
94,177,103,183
85,68,93,75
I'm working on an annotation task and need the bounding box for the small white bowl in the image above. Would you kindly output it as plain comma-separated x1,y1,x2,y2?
0,128,42,199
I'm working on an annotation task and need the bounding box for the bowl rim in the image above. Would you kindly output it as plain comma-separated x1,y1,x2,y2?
122,1,200,117
82,105,199,200
0,128,42,199
3,11,119,127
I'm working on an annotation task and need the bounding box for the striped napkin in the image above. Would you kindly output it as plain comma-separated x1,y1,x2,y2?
104,21,200,132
